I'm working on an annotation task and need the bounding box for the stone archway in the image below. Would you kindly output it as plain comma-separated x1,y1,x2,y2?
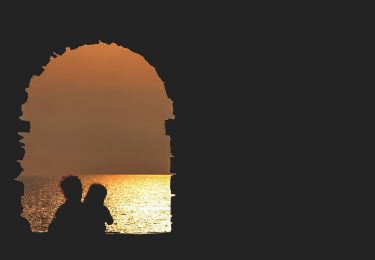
10,37,177,236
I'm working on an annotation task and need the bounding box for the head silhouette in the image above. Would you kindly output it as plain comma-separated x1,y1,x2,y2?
60,175,83,202
84,183,107,205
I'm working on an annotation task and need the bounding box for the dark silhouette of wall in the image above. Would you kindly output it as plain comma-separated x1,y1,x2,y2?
0,4,345,257
0,8,234,255
1,15,182,242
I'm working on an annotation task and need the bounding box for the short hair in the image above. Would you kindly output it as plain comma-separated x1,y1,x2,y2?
60,175,83,200
84,183,107,204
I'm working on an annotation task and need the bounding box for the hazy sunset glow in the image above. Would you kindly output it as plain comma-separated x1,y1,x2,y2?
21,42,174,176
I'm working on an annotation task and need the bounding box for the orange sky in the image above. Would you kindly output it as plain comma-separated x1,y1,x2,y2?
21,43,174,175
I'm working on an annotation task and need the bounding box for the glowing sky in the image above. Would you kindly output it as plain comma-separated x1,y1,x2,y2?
21,43,173,175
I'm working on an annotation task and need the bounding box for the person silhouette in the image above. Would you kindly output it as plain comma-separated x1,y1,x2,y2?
82,183,113,236
48,175,84,236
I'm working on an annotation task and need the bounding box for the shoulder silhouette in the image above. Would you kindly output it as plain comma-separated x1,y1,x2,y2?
82,183,113,236
48,175,84,236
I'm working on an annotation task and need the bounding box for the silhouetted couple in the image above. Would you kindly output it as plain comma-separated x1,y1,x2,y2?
48,175,113,238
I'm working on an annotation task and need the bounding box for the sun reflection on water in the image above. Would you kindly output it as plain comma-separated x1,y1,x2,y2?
20,174,172,234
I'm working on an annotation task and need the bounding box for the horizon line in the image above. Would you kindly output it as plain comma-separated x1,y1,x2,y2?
20,173,175,176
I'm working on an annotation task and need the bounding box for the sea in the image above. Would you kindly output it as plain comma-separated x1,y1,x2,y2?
18,174,173,234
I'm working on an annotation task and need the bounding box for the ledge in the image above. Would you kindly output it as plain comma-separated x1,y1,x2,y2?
30,232,173,240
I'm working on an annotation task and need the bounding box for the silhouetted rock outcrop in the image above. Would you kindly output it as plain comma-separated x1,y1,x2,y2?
1,14,182,243
3,180,31,238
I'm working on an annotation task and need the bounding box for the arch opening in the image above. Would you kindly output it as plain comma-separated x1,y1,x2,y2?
19,42,175,234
